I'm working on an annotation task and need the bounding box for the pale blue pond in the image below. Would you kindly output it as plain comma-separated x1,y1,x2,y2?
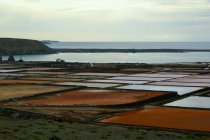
165,96,210,109
117,85,203,95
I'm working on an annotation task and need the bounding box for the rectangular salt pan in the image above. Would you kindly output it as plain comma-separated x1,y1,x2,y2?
117,85,203,95
23,67,64,71
165,96,210,109
108,76,171,81
0,73,26,77
129,73,188,78
168,78,210,83
87,80,149,85
157,72,193,75
100,106,210,132
186,75,210,79
71,73,126,77
54,82,119,88
150,81,210,87
0,69,23,73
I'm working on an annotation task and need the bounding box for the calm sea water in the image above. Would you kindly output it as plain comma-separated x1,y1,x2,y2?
3,42,210,63
3,52,210,63
48,42,210,49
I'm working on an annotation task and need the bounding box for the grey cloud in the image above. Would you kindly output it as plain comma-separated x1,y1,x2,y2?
0,0,209,41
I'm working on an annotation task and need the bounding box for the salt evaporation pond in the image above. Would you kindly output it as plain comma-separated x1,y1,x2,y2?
108,76,171,81
165,96,210,109
71,73,126,77
87,80,149,85
150,81,210,87
54,82,119,88
129,73,189,78
169,78,210,83
117,85,203,95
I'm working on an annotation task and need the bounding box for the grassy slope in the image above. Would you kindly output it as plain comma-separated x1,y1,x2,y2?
0,111,209,140
0,38,55,55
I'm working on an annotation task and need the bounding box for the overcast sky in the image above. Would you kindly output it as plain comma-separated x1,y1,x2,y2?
0,0,210,41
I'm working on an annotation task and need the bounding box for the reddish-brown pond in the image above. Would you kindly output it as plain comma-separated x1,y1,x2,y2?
21,89,170,106
101,106,210,132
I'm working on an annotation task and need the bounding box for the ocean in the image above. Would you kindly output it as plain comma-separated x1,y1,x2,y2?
2,42,210,63
47,42,210,49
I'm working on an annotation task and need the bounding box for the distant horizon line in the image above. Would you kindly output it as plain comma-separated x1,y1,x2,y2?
43,40,210,43
46,41,210,43
1,37,210,43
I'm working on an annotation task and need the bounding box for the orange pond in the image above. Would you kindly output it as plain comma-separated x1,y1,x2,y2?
101,106,210,132
21,89,170,106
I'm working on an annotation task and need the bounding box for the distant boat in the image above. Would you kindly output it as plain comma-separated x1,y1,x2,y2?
132,48,136,53
18,55,24,62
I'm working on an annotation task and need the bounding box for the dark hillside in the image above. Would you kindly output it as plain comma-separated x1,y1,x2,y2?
0,38,56,55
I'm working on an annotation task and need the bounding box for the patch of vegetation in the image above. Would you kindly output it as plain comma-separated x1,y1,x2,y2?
34,131,44,135
49,136,62,140
0,38,56,55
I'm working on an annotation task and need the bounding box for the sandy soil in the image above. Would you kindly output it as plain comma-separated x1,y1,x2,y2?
21,77,74,82
0,85,71,100
0,80,52,84
10,107,128,122
101,106,210,132
22,67,65,71
22,71,68,75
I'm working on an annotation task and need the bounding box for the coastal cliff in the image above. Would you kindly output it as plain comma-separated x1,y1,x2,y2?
0,38,56,55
